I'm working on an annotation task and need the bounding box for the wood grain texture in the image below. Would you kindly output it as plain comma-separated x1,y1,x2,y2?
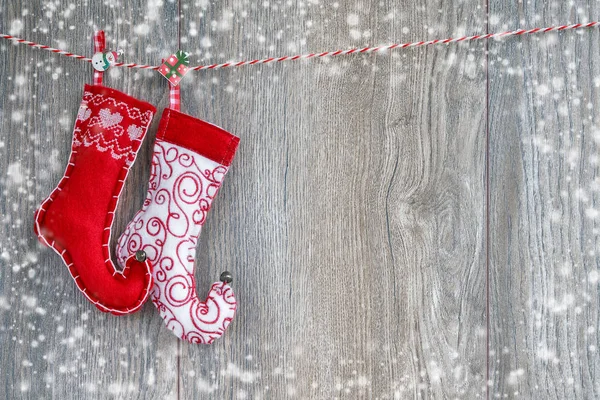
488,1,600,398
177,0,487,398
0,0,597,399
0,1,179,399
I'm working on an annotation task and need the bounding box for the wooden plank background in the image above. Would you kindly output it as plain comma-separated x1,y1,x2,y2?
0,0,597,398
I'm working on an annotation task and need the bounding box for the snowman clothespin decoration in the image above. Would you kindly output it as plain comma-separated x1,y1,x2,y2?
92,50,122,71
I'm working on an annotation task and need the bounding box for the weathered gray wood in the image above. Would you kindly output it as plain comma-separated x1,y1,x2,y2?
0,1,179,399
489,1,600,398
2,1,599,399
178,1,487,398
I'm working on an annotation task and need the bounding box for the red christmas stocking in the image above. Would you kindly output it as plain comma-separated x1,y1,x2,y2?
116,108,239,343
34,84,156,315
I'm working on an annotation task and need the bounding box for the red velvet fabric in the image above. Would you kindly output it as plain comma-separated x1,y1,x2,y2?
34,85,156,314
156,108,240,166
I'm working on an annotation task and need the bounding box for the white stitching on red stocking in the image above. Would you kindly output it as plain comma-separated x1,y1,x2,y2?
33,86,155,315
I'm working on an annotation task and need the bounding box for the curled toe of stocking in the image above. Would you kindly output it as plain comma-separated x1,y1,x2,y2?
93,254,154,315
160,281,237,344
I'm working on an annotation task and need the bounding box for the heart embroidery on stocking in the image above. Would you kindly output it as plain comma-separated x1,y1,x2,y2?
99,108,123,128
77,106,92,121
127,125,143,140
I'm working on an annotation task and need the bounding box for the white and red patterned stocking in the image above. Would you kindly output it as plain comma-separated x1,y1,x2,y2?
116,108,240,343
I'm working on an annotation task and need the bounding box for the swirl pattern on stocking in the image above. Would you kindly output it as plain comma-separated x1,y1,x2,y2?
117,140,236,343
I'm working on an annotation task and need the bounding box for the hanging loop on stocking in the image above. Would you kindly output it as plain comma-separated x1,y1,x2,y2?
92,30,105,86
169,83,180,111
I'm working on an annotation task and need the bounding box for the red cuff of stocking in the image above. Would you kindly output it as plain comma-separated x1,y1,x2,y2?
156,108,240,167
83,84,156,115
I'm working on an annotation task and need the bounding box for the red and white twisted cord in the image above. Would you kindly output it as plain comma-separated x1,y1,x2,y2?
1,21,598,71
